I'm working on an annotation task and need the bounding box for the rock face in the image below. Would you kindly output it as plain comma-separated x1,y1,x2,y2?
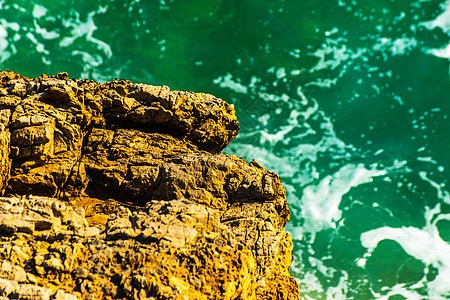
0,71,299,299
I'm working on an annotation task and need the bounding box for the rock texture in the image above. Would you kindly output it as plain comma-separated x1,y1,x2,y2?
0,71,299,299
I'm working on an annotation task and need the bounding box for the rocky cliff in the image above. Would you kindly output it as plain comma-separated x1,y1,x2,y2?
0,71,299,299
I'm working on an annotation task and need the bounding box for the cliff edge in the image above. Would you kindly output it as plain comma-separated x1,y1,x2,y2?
0,71,299,299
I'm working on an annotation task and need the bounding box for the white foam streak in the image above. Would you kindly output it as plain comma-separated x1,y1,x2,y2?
34,22,60,40
325,272,348,300
301,164,386,235
212,73,248,94
60,8,112,58
26,32,49,55
72,51,103,67
362,191,450,299
305,43,365,88
362,227,448,265
294,257,349,299
426,44,450,59
372,284,426,300
0,21,9,63
0,19,20,63
310,44,355,72
373,37,418,56
361,225,450,299
419,171,450,204
32,4,47,19
259,110,312,145
420,0,450,69
420,0,450,33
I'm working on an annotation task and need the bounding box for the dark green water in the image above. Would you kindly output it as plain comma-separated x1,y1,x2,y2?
1,0,450,298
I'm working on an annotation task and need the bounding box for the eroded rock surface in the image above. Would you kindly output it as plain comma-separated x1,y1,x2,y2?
0,71,299,299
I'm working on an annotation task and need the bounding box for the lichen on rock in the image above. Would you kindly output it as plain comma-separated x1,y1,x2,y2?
0,71,299,299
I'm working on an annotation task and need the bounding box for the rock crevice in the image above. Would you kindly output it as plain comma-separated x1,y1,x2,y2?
0,71,299,300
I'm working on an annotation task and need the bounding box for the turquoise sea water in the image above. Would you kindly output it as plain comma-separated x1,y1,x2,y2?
1,0,450,298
